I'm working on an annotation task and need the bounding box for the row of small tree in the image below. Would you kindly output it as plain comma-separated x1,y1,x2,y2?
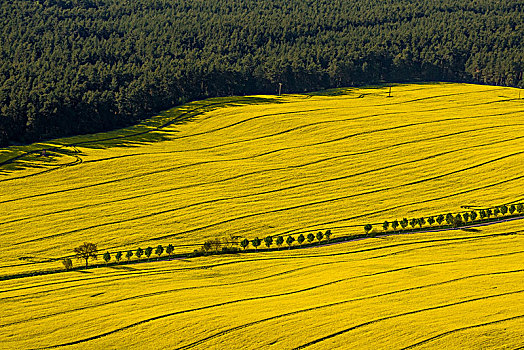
67,229,336,270
364,203,524,235
67,243,177,269
104,244,176,264
239,230,333,251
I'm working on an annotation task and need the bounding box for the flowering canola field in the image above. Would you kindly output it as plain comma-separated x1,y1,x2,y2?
1,83,523,348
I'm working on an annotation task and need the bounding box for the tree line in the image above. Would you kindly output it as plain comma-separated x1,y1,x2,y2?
66,242,176,269
66,201,524,270
237,229,333,251
67,230,334,269
364,203,524,236
1,0,523,146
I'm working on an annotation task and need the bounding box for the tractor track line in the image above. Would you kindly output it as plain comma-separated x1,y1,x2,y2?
276,173,524,237
176,269,524,350
0,86,510,177
167,99,519,142
129,113,523,155
32,276,524,349
5,132,524,227
292,290,524,349
3,234,520,300
400,314,524,349
2,121,521,205
145,152,524,243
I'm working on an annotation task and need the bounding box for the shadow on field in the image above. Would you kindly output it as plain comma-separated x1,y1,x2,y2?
307,82,420,97
307,87,357,96
0,96,280,175
460,227,482,232
109,265,140,271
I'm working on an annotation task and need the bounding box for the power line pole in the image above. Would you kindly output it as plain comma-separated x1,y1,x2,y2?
278,83,282,96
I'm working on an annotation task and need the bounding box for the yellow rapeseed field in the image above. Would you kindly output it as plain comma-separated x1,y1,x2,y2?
1,83,523,348
1,226,523,349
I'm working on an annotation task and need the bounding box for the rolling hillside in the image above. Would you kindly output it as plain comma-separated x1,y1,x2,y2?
1,226,523,349
1,82,523,348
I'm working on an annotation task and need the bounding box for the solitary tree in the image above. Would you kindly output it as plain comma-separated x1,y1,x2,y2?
264,236,273,249
392,220,399,231
470,211,478,222
166,244,175,255
316,231,324,242
436,214,445,225
136,248,144,259
479,209,487,220
493,207,500,216
145,247,153,258
500,205,508,215
126,250,133,261
364,224,373,234
417,217,426,228
324,229,332,241
517,203,524,213
382,221,389,231
115,251,122,263
103,251,111,263
462,212,470,223
509,204,516,214
307,233,315,244
155,245,164,257
286,235,295,248
276,236,284,249
252,237,261,250
409,218,417,229
74,242,98,268
427,216,435,226
486,208,493,218
297,234,305,245
445,213,454,225
240,238,249,250
400,218,408,229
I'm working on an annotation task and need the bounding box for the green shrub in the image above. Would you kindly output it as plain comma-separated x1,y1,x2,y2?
62,258,73,270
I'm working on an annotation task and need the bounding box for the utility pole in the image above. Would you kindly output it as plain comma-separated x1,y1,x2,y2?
278,83,282,96
388,86,392,98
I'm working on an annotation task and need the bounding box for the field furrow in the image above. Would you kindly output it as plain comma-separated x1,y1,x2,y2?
1,83,523,349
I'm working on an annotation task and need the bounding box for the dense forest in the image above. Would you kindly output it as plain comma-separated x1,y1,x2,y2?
0,0,522,146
